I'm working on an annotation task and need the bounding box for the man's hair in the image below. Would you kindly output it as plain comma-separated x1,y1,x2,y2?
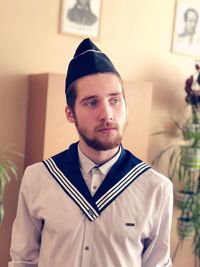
65,74,126,113
184,8,199,22
66,81,77,113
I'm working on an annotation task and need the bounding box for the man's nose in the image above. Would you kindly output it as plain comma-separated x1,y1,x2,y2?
98,103,113,121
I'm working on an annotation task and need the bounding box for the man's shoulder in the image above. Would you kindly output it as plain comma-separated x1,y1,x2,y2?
123,149,172,190
143,167,173,192
24,161,47,178
85,11,97,25
67,5,81,23
25,143,78,175
68,6,78,16
123,148,171,184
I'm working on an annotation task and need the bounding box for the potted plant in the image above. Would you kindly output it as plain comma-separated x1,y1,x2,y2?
188,191,200,267
0,144,19,223
152,63,200,263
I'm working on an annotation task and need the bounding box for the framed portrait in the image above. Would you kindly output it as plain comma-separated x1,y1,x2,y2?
171,0,200,57
59,0,102,39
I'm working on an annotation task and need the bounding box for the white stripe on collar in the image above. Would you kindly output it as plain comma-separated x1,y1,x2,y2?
96,162,149,211
44,157,99,221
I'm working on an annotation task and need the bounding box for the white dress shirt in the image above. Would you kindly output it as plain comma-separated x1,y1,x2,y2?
78,145,121,196
9,145,173,267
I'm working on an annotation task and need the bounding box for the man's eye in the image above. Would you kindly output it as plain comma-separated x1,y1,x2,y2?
87,100,97,106
111,98,120,104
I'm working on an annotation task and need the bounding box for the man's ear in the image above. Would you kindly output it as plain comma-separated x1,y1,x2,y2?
65,106,75,123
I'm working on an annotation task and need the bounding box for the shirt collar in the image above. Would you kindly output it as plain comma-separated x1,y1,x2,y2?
78,145,121,176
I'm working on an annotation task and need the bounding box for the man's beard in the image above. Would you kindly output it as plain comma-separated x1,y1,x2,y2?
74,118,127,151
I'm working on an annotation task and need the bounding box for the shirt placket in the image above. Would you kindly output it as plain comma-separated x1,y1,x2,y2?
80,218,95,266
90,167,102,196
80,167,101,266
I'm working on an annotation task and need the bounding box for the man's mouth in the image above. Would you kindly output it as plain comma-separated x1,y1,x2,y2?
95,123,118,133
98,127,116,132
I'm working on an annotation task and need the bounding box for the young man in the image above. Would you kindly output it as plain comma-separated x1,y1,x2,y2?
9,39,173,267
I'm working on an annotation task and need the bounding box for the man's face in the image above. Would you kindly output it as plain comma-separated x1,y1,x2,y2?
78,0,89,7
66,73,127,151
185,11,198,35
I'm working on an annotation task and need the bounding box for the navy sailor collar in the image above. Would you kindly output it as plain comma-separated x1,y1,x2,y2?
43,142,151,221
78,144,121,176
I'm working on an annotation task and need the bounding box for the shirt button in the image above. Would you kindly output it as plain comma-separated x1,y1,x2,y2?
93,185,97,190
85,246,90,251
88,210,94,216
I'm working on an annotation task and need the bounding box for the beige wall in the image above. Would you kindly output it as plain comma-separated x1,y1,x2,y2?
0,0,197,266
0,76,28,267
0,0,194,157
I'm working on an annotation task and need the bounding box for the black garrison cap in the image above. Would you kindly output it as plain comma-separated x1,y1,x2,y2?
65,38,120,93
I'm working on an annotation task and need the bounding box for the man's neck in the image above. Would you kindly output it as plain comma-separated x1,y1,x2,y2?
79,142,120,165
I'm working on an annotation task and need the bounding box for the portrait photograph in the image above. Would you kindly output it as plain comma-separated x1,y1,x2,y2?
171,0,200,57
59,0,102,39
